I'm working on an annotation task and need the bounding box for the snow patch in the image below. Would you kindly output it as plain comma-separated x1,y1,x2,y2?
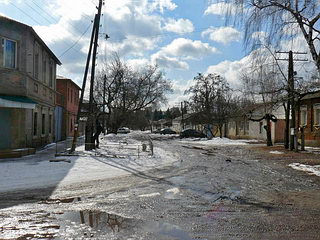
289,163,320,177
270,151,284,154
138,192,161,198
166,187,180,194
180,137,258,146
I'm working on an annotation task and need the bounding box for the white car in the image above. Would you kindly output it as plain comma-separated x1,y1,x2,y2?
117,127,130,134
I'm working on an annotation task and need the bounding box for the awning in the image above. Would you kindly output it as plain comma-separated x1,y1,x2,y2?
0,95,37,109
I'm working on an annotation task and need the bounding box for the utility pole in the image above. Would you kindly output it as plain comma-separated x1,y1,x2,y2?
86,0,104,150
70,14,97,153
181,102,184,130
103,74,106,135
70,0,103,152
276,51,308,151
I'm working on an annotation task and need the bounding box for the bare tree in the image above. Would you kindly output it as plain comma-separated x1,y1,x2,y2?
241,56,286,146
94,55,172,133
217,0,320,72
186,73,232,137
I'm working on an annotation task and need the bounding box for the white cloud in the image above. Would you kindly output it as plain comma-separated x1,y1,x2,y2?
107,36,159,57
204,2,238,16
202,26,242,44
126,58,150,70
161,38,219,59
163,18,194,34
206,56,251,86
149,0,177,13
151,52,189,70
151,38,219,70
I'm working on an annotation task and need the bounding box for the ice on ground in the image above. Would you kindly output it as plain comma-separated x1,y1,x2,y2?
138,192,161,198
270,151,284,154
0,132,178,193
179,137,259,146
166,188,180,194
289,163,320,177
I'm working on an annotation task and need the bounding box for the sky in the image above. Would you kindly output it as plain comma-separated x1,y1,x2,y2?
0,0,317,107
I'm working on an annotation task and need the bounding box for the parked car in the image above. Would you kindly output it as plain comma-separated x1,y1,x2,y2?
117,127,130,134
180,129,206,138
160,128,176,135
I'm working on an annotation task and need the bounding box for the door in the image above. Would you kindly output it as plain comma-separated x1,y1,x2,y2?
0,108,12,149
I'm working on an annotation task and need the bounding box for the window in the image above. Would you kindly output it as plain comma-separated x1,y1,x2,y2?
43,88,47,96
42,58,47,83
71,89,73,103
42,114,45,135
34,53,39,79
34,83,38,93
300,105,307,126
33,112,38,136
2,38,17,68
49,61,53,87
314,104,320,126
74,91,77,104
49,114,52,134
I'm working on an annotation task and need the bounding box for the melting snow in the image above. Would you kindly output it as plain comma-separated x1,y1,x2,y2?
166,187,180,194
138,192,161,198
289,163,320,177
180,137,259,145
270,151,284,154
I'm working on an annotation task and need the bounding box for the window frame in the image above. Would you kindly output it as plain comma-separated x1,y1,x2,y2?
2,37,17,69
314,104,320,127
300,105,307,127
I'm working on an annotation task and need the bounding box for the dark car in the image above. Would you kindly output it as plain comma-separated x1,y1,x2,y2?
160,128,176,135
180,129,206,138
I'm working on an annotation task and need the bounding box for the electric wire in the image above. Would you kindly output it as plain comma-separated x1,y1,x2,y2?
58,21,93,57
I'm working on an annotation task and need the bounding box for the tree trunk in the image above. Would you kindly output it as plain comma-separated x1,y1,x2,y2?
219,125,223,138
266,117,273,146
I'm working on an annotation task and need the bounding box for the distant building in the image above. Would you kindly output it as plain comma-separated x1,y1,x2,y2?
55,76,81,140
0,16,61,150
226,103,286,144
297,90,320,146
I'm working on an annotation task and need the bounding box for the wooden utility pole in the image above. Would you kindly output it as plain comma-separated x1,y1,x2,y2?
86,0,103,150
276,51,308,151
70,15,97,153
103,74,106,135
70,0,104,152
181,102,184,130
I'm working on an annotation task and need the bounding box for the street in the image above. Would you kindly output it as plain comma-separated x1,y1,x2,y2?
1,132,320,239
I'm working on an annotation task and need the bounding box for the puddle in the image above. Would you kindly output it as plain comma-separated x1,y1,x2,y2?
55,210,194,239
40,197,81,204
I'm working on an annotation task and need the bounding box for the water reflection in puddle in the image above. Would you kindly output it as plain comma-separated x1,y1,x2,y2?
55,210,194,239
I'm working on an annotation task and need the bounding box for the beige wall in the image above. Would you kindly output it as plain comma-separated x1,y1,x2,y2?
0,18,58,149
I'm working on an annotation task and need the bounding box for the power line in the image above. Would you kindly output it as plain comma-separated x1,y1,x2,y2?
59,21,93,58
9,0,96,59
9,1,44,26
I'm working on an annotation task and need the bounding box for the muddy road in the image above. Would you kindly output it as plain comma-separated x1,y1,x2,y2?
1,137,320,239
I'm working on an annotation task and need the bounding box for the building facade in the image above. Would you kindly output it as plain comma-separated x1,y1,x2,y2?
0,16,61,150
56,76,81,139
226,104,286,144
297,91,320,146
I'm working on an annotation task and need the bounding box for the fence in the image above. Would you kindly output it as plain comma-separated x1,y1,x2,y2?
55,136,154,158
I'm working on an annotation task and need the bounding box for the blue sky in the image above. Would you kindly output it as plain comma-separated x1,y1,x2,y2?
0,0,315,106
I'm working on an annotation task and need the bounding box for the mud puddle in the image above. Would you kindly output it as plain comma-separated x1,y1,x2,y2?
55,209,194,239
